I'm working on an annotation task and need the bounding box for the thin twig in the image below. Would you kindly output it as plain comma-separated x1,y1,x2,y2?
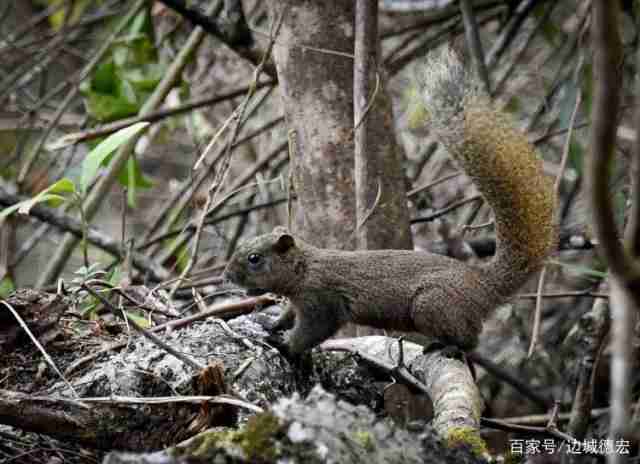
49,81,275,148
410,194,482,224
590,3,636,455
140,86,277,253
528,60,583,358
459,0,491,95
81,283,203,370
407,172,461,198
0,299,77,398
517,290,608,300
169,10,286,298
64,295,273,376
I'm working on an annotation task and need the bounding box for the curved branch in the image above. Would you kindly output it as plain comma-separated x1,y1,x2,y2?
321,336,481,437
588,2,640,282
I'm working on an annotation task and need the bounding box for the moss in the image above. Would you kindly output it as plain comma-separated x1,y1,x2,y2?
446,426,488,458
399,83,428,130
171,413,282,461
234,412,282,461
352,429,375,451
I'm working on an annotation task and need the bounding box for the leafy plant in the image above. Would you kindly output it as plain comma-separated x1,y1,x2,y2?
0,178,76,220
1,122,150,284
1,122,150,221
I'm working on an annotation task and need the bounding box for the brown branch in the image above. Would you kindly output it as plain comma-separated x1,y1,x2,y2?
590,0,638,450
139,196,288,251
157,0,276,79
626,36,640,258
410,194,482,224
484,0,541,69
407,172,461,198
354,0,378,247
517,290,608,300
459,0,491,95
53,81,275,146
139,86,278,251
467,352,552,409
480,417,605,456
588,1,638,280
0,188,171,282
0,389,245,450
169,10,285,297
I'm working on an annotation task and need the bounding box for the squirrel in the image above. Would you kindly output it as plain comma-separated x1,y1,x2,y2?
223,48,556,356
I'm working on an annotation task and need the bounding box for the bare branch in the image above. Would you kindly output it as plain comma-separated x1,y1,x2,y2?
590,1,638,456
459,0,490,95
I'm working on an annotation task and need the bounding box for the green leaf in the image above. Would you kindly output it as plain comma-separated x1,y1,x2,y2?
125,311,150,328
540,20,561,45
80,298,99,318
84,91,140,121
127,156,137,208
80,122,150,194
568,140,584,176
117,156,153,207
18,194,67,213
0,178,76,220
0,275,15,298
174,240,190,272
121,63,164,91
504,95,521,114
0,203,24,220
47,178,76,194
129,8,154,37
45,0,94,30
90,60,118,95
108,266,122,285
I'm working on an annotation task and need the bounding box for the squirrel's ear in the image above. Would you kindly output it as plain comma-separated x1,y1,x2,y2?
273,232,295,254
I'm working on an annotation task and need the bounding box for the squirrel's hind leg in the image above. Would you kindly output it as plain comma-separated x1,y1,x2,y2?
411,282,481,351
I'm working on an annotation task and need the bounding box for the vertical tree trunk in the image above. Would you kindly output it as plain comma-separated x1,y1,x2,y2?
354,0,412,251
269,0,412,250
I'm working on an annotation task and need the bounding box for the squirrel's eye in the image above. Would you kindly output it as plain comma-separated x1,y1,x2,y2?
247,253,262,266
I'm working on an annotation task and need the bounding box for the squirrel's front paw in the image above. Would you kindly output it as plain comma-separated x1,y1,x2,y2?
265,332,292,356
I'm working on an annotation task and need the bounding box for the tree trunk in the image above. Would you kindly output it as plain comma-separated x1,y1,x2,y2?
354,0,413,251
269,0,412,250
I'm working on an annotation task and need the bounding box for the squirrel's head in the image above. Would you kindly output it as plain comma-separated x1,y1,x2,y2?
223,226,306,295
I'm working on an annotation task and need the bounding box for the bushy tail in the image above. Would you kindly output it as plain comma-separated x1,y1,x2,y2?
417,48,556,297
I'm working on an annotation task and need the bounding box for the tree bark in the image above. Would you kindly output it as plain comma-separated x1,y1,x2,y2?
270,0,412,250
354,0,412,251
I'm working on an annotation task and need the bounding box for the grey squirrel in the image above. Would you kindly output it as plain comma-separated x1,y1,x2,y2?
223,49,556,355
